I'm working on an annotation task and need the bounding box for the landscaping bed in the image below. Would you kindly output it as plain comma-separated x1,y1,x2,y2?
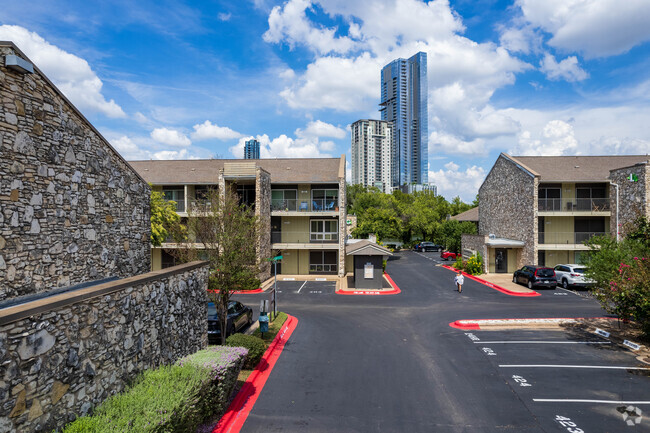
61,346,247,433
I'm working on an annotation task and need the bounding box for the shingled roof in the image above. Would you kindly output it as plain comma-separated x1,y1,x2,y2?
128,156,344,184
450,207,478,222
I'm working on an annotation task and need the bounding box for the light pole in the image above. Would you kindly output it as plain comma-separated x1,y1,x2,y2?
269,255,282,318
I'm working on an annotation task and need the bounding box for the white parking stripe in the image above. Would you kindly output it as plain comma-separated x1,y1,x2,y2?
533,399,650,404
475,341,611,344
499,364,650,370
297,281,307,293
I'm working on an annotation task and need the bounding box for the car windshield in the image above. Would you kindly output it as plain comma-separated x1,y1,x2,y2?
207,303,217,317
573,268,586,274
536,268,554,277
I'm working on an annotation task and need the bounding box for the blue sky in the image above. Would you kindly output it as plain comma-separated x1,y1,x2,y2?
1,0,649,201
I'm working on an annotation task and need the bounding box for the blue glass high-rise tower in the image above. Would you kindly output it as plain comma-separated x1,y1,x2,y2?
380,52,428,188
244,139,260,159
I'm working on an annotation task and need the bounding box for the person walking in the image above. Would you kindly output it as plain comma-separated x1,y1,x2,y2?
454,270,464,293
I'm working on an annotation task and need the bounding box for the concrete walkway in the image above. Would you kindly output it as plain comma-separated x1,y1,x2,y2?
478,273,537,294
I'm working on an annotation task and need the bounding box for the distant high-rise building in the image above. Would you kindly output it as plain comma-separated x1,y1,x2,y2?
351,119,393,193
244,139,260,159
380,52,428,188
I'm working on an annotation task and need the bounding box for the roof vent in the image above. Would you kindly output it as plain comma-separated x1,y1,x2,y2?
574,165,580,168
191,168,196,171
5,55,34,74
489,234,496,239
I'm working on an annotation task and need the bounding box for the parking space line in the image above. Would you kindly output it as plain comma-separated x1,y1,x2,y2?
499,364,650,370
297,281,307,293
533,399,650,404
475,341,611,345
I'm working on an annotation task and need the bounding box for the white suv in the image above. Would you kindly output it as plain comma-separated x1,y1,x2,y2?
553,264,594,289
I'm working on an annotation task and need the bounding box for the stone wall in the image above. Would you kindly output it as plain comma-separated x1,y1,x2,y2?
479,155,538,266
609,163,649,239
461,234,488,273
0,44,150,301
0,261,209,433
256,168,271,280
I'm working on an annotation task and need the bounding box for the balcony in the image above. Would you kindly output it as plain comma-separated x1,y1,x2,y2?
538,198,610,213
538,231,610,245
271,231,339,244
271,198,338,213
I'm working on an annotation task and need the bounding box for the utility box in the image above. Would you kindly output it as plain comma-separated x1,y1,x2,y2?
346,240,392,290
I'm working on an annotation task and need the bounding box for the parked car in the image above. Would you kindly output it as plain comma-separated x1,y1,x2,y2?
513,265,557,289
417,241,443,252
553,264,594,289
207,301,253,343
440,251,460,261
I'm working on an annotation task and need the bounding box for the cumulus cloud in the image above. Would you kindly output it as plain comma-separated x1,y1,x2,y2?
296,120,346,139
152,149,190,160
429,131,486,156
230,133,331,159
0,25,125,118
218,12,232,21
539,54,588,82
515,0,650,58
150,127,191,147
429,162,486,201
191,120,242,141
510,120,579,156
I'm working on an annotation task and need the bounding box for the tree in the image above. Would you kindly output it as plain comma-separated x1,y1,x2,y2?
440,220,477,252
172,187,261,344
353,207,403,241
450,196,472,216
150,189,180,247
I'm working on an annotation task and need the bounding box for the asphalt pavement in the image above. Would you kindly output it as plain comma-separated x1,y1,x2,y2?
233,251,649,432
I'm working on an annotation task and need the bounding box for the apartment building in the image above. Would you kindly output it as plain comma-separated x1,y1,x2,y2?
130,156,347,279
462,153,649,273
351,119,393,193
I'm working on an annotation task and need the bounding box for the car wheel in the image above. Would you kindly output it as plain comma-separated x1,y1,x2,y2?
512,275,517,283
562,279,569,289
527,280,533,289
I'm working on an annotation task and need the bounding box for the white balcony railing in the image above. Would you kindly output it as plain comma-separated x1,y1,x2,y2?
271,231,339,244
537,231,610,244
538,198,610,212
271,198,338,212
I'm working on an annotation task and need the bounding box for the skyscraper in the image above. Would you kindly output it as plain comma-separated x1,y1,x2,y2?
351,119,393,193
244,139,260,159
380,52,428,187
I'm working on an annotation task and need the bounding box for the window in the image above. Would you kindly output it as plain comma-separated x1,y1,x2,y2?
163,187,185,212
271,189,298,210
539,184,561,211
310,220,338,242
309,251,337,273
312,189,338,211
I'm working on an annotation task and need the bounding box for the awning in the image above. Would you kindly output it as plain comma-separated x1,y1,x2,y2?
486,238,525,248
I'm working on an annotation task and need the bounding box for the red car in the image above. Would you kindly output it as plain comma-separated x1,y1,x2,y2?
440,251,459,261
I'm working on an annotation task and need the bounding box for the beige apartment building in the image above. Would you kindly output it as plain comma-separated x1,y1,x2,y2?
463,153,650,274
130,156,347,279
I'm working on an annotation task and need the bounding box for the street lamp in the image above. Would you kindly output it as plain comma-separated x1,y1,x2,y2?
268,255,282,317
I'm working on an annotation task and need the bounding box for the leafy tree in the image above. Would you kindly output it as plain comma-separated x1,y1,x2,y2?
150,189,180,247
440,220,477,252
172,187,261,344
471,194,479,208
353,207,403,241
450,196,472,216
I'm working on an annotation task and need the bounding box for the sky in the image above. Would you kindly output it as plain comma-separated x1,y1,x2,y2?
1,0,649,201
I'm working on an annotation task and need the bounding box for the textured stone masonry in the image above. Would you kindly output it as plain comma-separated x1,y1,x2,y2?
609,163,649,238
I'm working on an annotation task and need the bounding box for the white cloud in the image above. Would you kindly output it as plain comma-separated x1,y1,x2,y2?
218,12,232,21
190,120,242,141
499,26,539,55
153,149,190,160
296,120,346,139
539,54,588,82
429,131,486,156
150,127,191,147
0,25,125,118
515,0,650,58
510,120,578,156
263,0,356,55
429,163,486,201
110,136,151,160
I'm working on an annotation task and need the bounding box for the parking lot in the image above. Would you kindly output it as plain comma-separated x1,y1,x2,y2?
271,279,337,295
463,327,650,431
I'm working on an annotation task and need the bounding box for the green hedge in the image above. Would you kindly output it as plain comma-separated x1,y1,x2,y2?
225,334,266,369
61,346,247,433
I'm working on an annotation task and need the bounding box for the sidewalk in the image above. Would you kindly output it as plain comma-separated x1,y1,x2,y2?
478,273,537,295
336,273,401,295
260,274,339,291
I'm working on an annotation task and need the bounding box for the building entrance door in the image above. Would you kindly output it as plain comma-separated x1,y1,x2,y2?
495,248,507,273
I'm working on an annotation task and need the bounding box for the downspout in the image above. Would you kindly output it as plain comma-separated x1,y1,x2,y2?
610,181,619,242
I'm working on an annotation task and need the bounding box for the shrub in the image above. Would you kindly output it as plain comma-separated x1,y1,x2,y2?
464,253,483,275
225,334,266,369
61,346,247,433
453,255,463,270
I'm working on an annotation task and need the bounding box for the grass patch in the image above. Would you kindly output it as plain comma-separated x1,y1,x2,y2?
253,311,288,344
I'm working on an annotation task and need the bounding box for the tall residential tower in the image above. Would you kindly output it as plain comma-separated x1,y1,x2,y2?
380,52,428,188
351,119,393,193
244,139,260,159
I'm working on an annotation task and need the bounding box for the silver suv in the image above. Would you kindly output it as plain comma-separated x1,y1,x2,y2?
553,264,594,289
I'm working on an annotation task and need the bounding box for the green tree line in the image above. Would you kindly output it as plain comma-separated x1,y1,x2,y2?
347,184,477,251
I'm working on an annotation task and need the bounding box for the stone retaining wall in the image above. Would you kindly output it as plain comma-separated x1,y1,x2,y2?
609,162,649,238
0,261,209,433
461,234,489,273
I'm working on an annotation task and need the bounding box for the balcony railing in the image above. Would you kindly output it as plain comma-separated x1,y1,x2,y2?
166,199,185,213
538,198,610,212
271,198,338,212
270,231,339,244
537,231,610,244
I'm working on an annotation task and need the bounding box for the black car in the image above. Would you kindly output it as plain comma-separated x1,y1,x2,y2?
207,301,253,343
417,241,443,252
513,265,557,289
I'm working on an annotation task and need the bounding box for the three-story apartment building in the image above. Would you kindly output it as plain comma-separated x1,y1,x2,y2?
463,154,649,273
130,156,347,279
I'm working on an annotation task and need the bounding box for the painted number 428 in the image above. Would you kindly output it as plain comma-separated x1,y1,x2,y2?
555,416,584,433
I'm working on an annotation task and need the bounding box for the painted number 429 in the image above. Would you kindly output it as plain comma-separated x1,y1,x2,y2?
555,416,584,433
512,375,531,387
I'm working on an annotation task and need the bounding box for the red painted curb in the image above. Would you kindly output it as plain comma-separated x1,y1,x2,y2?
441,265,541,297
231,288,264,294
449,316,616,330
212,315,298,433
336,273,402,296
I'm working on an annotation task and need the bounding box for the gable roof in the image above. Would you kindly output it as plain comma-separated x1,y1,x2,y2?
129,156,344,184
451,207,478,222
346,240,393,256
508,154,649,182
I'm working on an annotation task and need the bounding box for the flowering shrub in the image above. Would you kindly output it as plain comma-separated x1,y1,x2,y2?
62,346,247,432
464,253,483,275
225,334,266,369
597,257,650,337
452,255,464,270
